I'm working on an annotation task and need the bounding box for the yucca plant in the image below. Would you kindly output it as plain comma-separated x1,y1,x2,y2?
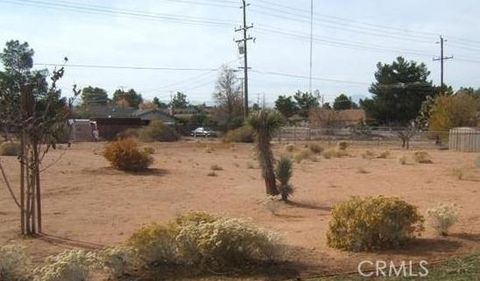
275,157,294,201
247,110,284,196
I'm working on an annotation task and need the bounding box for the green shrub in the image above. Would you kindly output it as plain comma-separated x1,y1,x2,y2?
0,142,20,156
0,244,31,281
34,250,99,281
327,196,424,251
223,126,254,143
414,151,433,164
275,157,294,201
308,143,324,154
138,120,179,142
103,139,153,171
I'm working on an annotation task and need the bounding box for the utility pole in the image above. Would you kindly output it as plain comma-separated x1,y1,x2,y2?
235,0,253,118
309,0,314,94
433,35,453,93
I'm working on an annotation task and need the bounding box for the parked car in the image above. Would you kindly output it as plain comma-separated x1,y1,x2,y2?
191,127,217,137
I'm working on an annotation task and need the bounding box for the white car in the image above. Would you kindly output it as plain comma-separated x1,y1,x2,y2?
191,127,217,137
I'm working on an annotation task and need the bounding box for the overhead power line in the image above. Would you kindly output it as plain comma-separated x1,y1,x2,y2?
35,63,220,71
0,0,235,27
251,70,370,86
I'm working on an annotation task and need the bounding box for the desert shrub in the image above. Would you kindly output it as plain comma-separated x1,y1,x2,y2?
308,143,324,154
327,196,424,251
175,217,280,268
34,250,99,281
126,223,178,266
361,150,375,159
126,212,281,270
323,148,348,159
414,151,433,164
0,142,20,156
398,155,408,165
138,120,179,142
207,171,217,177
210,164,223,171
336,141,348,151
427,203,459,236
0,244,31,281
223,126,254,143
99,246,137,279
143,146,155,155
284,144,295,153
103,139,153,171
117,128,139,139
376,151,390,159
294,149,314,163
275,157,294,201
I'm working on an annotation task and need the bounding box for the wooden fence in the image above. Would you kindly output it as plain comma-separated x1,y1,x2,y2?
449,128,480,152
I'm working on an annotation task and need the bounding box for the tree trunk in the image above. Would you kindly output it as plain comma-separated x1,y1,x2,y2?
257,135,278,196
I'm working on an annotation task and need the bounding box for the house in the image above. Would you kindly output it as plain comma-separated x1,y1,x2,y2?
132,109,176,125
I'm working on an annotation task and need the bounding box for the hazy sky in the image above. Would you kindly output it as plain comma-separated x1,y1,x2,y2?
0,0,479,105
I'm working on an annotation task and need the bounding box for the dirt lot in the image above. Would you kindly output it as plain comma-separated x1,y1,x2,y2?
1,140,480,279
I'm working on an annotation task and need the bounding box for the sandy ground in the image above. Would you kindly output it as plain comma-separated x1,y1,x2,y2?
1,139,480,279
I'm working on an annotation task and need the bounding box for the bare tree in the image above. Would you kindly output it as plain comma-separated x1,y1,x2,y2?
212,65,244,130
397,123,418,150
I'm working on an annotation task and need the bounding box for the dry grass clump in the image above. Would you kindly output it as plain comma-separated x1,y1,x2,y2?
284,143,296,153
413,151,433,164
207,171,217,177
143,146,155,155
210,164,223,171
294,149,315,163
376,151,391,159
0,142,20,156
0,244,32,281
398,155,408,165
308,143,324,154
357,167,369,174
336,141,348,151
322,148,349,159
361,150,376,159
103,139,153,172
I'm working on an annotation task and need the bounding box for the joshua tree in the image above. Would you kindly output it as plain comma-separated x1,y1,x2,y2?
275,156,294,201
247,110,284,196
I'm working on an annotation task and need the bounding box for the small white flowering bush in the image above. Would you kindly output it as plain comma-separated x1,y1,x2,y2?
34,249,99,281
99,246,137,279
176,216,280,268
427,203,459,236
0,244,31,281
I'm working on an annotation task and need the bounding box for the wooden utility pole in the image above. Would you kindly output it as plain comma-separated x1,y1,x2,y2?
235,0,253,118
309,0,314,94
433,36,453,91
